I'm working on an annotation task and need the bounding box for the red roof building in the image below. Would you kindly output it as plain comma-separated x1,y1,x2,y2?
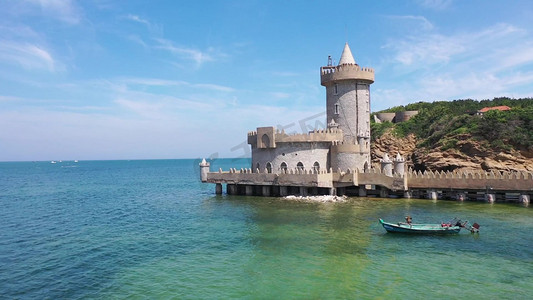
477,105,511,113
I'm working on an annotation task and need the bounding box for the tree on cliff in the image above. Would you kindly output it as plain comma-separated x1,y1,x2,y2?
371,97,533,171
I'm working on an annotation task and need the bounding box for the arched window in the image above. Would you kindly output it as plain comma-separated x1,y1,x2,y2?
364,162,369,172
297,162,304,172
266,162,272,174
313,161,320,173
280,162,288,173
334,83,338,95
334,103,340,114
261,134,270,148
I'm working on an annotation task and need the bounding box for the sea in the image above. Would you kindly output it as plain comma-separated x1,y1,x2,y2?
0,159,531,299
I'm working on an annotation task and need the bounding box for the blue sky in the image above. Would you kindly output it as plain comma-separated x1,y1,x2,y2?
1,0,533,161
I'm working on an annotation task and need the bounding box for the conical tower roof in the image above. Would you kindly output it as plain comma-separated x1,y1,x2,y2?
338,43,356,65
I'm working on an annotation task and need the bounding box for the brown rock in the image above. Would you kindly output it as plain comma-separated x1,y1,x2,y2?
372,129,533,172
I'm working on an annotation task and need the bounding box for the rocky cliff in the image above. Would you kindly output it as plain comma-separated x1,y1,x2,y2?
372,129,533,172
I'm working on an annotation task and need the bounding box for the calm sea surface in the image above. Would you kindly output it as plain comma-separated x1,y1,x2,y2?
0,159,531,299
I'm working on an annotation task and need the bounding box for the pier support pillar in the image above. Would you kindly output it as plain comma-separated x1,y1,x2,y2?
379,188,389,198
329,187,337,196
403,190,412,199
299,187,308,196
227,184,237,195
310,187,318,196
279,186,288,197
262,186,271,197
427,190,438,201
485,193,496,203
359,186,367,197
245,185,253,196
215,183,223,195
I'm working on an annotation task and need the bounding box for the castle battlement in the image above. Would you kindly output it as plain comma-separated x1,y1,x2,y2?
406,169,533,180
247,126,344,147
320,64,375,85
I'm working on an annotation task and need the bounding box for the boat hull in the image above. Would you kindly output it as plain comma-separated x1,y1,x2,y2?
379,219,461,234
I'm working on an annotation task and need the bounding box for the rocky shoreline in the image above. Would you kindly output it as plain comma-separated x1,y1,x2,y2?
372,130,533,172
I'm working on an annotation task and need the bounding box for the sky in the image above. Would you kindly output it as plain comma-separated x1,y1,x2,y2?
1,0,533,161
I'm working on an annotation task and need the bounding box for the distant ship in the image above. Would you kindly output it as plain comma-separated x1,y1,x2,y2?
50,161,57,164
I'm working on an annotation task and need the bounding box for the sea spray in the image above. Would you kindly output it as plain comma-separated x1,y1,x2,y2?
283,195,347,203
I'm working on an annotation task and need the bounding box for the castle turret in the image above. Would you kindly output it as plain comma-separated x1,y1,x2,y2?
199,158,210,182
393,152,405,176
322,43,374,171
381,153,393,177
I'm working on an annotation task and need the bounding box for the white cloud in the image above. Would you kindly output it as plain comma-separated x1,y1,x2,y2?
122,14,162,35
124,14,150,26
376,22,533,108
117,77,235,92
154,38,220,67
384,23,521,68
24,0,81,24
126,35,148,48
0,41,56,71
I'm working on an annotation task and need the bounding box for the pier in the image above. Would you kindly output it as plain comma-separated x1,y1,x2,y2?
200,162,532,204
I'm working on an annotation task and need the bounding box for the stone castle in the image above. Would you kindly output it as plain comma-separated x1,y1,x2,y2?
199,43,531,204
248,43,376,175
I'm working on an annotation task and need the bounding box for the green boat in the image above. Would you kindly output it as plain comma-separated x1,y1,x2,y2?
379,218,479,234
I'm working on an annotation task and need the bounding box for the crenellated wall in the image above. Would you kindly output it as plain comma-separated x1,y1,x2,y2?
406,169,533,190
247,127,343,146
320,65,375,84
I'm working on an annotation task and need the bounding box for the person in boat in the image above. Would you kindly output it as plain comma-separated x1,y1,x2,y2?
405,215,412,225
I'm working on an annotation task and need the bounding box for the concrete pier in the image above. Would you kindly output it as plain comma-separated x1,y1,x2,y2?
203,167,532,204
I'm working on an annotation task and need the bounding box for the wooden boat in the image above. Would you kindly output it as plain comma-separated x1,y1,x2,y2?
379,218,479,234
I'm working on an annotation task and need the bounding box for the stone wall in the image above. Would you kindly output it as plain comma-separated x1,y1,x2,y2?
251,142,331,174
330,143,370,171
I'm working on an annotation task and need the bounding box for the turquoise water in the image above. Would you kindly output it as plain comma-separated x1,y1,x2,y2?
0,159,531,299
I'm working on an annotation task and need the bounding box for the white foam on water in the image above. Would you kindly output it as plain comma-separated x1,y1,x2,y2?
283,195,347,203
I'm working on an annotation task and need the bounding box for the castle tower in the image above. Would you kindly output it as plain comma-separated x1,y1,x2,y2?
322,43,375,171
